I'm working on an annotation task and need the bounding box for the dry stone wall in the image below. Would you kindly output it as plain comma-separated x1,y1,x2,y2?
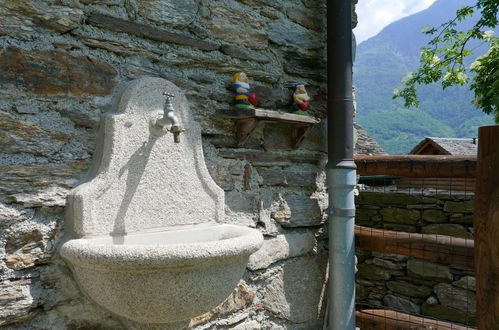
0,0,357,329
355,191,476,325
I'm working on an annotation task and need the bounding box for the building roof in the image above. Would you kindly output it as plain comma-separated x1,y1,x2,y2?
410,137,478,155
354,123,386,155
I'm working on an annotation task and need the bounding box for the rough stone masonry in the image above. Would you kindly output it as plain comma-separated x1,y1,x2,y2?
0,0,360,329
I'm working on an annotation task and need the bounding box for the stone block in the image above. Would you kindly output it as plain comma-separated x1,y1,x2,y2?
357,208,379,217
251,85,289,109
220,45,271,64
268,20,321,49
443,200,474,213
380,207,420,224
0,163,85,203
386,281,433,298
422,224,473,239
357,264,391,281
284,2,322,31
225,191,258,226
422,209,448,223
230,320,262,330
407,204,440,209
271,195,323,227
356,249,372,263
383,294,421,314
357,192,438,205
451,214,474,225
383,223,417,233
434,283,476,314
189,283,256,327
0,280,39,327
260,9,280,20
453,276,476,291
422,303,476,325
283,48,325,80
87,14,219,51
0,111,69,156
247,232,316,270
138,0,198,27
407,259,452,282
396,276,435,287
49,103,100,128
263,255,327,323
206,164,236,191
0,1,83,34
77,35,155,58
258,167,317,188
0,203,34,227
208,7,268,50
0,47,116,96
261,124,298,151
372,252,408,262
299,119,328,152
372,257,403,270
356,283,370,300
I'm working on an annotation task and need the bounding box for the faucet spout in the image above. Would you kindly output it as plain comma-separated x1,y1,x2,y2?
155,92,183,142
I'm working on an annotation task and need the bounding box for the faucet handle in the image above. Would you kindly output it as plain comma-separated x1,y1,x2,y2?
163,92,175,99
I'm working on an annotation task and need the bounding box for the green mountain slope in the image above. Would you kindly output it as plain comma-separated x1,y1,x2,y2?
354,0,495,154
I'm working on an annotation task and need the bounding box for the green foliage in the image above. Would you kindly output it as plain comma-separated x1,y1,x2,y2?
470,36,499,121
358,110,455,154
354,0,495,154
393,0,499,122
455,115,495,137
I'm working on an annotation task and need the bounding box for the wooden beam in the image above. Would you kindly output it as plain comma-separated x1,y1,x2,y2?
474,125,499,330
220,108,319,147
355,225,474,269
220,108,320,124
356,309,471,330
86,14,220,51
354,155,476,178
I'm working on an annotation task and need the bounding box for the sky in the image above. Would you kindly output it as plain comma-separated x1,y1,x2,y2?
354,0,437,43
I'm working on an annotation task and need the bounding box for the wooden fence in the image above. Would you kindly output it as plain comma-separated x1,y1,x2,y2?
353,153,479,329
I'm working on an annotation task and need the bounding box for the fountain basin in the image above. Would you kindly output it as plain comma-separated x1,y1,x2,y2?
60,223,263,325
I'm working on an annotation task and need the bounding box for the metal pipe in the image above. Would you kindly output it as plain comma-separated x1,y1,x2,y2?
327,0,356,329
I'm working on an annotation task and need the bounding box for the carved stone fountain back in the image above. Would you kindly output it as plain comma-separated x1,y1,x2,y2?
67,77,225,237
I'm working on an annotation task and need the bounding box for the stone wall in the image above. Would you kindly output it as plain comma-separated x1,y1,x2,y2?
0,0,358,329
355,191,476,325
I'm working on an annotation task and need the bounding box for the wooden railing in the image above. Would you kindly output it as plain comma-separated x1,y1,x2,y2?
356,309,470,330
354,154,476,270
353,153,480,329
355,226,474,269
355,155,477,178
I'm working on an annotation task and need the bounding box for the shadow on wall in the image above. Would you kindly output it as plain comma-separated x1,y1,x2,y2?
113,134,158,239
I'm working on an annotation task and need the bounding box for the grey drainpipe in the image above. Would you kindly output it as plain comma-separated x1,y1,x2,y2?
327,0,356,329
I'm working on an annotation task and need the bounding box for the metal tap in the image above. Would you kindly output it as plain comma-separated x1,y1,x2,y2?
155,92,183,143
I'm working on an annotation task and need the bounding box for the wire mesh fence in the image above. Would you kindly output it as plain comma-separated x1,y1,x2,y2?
354,157,476,329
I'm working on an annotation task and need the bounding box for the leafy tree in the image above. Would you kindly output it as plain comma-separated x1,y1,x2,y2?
393,0,498,122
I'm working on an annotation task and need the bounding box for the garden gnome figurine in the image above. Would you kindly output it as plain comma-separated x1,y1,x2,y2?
291,83,310,115
233,72,257,109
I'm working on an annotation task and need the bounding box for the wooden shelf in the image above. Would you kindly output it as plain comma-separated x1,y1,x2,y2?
220,108,320,148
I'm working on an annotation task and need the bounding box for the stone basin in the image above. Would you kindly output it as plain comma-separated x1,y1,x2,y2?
60,223,263,326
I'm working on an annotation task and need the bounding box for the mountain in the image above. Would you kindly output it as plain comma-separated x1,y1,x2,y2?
353,0,495,154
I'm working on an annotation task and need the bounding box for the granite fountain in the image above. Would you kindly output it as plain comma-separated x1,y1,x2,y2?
59,77,263,329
